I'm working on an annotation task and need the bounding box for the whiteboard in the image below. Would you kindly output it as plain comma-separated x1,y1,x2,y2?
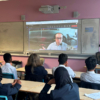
82,19,99,54
0,22,23,52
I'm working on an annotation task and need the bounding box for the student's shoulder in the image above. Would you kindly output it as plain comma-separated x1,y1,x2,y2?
25,65,30,68
80,72,87,77
25,65,32,69
37,66,45,70
66,66,73,70
10,65,16,70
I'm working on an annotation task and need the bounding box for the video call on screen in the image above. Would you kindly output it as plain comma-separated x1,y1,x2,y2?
26,20,78,51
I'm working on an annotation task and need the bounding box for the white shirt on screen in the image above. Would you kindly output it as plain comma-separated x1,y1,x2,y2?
47,42,67,50
52,65,76,82
80,71,100,84
1,63,18,79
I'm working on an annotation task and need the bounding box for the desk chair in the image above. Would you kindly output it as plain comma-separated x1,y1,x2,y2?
2,73,15,79
79,81,100,90
0,96,8,100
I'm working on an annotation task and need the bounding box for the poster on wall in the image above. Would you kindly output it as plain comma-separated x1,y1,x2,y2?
82,19,99,54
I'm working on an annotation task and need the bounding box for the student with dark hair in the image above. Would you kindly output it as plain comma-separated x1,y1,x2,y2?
52,53,75,81
25,53,47,82
1,53,18,79
80,56,100,83
0,67,21,100
39,67,80,100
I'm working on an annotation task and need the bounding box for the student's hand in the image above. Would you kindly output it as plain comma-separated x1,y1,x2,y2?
17,80,21,85
12,79,17,86
42,46,46,50
47,78,55,85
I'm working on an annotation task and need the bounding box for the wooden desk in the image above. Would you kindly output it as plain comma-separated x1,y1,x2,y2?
2,78,42,92
29,83,100,100
16,67,25,72
2,78,100,100
74,71,83,79
16,67,83,79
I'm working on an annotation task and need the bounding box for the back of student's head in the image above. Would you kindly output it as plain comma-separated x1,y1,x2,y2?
54,67,72,89
3,53,12,63
27,53,41,67
85,56,97,71
58,53,68,64
27,53,42,73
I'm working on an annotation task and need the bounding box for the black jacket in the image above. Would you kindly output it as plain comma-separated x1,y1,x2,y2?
39,83,80,100
25,65,47,82
80,81,100,90
0,83,21,100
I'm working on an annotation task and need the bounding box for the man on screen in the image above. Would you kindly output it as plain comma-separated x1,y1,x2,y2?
47,33,67,50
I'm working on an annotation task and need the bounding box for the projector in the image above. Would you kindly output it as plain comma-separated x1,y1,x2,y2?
39,5,60,14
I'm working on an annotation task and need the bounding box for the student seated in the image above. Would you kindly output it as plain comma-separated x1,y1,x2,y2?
52,53,75,81
25,53,48,82
1,53,18,79
80,56,100,84
39,67,80,100
0,68,21,100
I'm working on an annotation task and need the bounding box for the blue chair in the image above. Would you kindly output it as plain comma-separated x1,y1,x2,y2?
0,95,8,100
2,73,15,79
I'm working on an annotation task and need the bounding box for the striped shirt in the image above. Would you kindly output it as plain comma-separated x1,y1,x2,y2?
1,63,18,79
80,71,100,84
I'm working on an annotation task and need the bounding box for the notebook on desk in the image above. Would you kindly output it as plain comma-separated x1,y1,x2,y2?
84,92,100,99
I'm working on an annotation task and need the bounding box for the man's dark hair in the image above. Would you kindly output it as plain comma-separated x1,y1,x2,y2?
85,56,97,71
3,53,12,63
58,53,68,64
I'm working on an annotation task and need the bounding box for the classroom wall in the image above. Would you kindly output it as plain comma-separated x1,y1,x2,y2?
0,0,100,71
0,0,100,22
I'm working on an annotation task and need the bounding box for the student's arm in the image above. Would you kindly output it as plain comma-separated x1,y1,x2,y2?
39,78,55,100
68,67,76,78
39,84,51,100
7,80,21,96
13,67,18,79
2,83,21,96
7,83,21,96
